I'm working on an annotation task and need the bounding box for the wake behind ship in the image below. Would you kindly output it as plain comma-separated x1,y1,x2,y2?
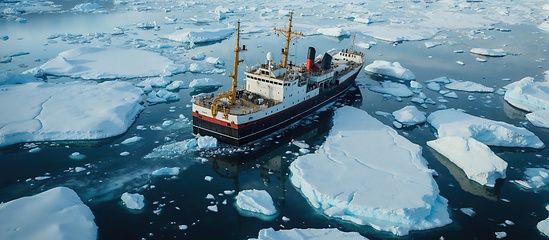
192,12,364,146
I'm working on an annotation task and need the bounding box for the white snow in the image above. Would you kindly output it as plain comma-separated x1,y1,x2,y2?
526,110,549,128
538,205,549,237
368,81,414,97
470,48,506,57
151,167,180,176
392,105,426,126
0,81,144,147
250,228,367,240
427,136,507,187
445,79,494,93
504,77,549,112
235,189,277,216
189,78,222,89
427,109,544,149
316,27,350,37
289,106,451,236
0,187,97,240
25,47,184,80
164,28,234,44
121,192,145,210
364,60,415,80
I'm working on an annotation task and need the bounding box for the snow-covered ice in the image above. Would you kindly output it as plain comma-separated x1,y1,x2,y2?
511,168,549,190
235,189,277,216
427,109,544,149
121,192,145,210
470,48,506,57
504,77,549,112
0,81,144,147
289,106,451,236
147,89,180,105
25,47,184,80
392,105,426,126
0,187,97,240
445,79,494,93
526,110,549,128
250,228,367,240
316,27,350,37
427,136,507,187
164,28,234,44
189,78,222,90
151,167,181,176
368,81,414,97
538,205,549,237
364,60,415,80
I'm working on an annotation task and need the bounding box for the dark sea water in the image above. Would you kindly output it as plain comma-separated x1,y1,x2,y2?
1,2,549,239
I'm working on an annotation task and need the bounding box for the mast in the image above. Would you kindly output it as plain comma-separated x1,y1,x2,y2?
210,21,244,118
274,12,303,68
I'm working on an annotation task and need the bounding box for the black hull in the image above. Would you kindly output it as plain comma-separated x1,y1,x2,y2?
193,69,361,146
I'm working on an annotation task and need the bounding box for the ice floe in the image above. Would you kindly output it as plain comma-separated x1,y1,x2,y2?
163,28,234,44
250,228,367,240
189,78,222,90
0,81,144,147
316,27,350,37
470,48,506,57
392,105,426,126
368,81,414,97
526,110,549,128
235,189,277,217
504,77,549,112
427,109,544,149
121,192,145,210
25,47,184,80
511,168,549,191
427,136,507,187
144,135,216,159
445,79,494,93
364,60,415,80
151,167,180,177
289,106,451,236
0,187,97,240
538,205,549,237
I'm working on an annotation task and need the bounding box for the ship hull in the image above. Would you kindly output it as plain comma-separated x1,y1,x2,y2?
193,68,361,146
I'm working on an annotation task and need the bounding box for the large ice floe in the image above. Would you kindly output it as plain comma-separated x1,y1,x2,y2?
427,109,544,149
289,106,451,236
250,228,367,240
235,189,277,219
526,110,549,128
163,28,234,44
0,187,97,240
364,60,415,80
538,205,549,237
504,77,549,112
444,79,494,93
0,81,144,147
427,136,507,187
24,47,184,80
368,81,414,97
392,105,426,126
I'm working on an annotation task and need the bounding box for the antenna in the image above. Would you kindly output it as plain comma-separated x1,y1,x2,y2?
273,11,303,68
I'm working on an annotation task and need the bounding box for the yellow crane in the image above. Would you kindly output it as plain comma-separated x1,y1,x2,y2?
211,21,244,118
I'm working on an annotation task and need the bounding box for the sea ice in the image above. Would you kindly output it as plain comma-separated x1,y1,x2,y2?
445,79,494,93
316,27,350,37
235,189,277,216
0,81,144,147
392,105,426,126
151,167,181,176
538,205,549,237
511,168,549,190
0,71,39,85
121,136,143,145
250,228,367,240
289,106,451,236
121,192,145,210
189,78,222,90
368,81,414,97
539,21,549,32
147,89,180,105
163,28,234,44
197,135,217,149
427,136,507,187
0,187,97,240
25,47,184,80
470,48,506,57
427,109,544,149
504,77,549,112
364,60,415,80
526,110,549,128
